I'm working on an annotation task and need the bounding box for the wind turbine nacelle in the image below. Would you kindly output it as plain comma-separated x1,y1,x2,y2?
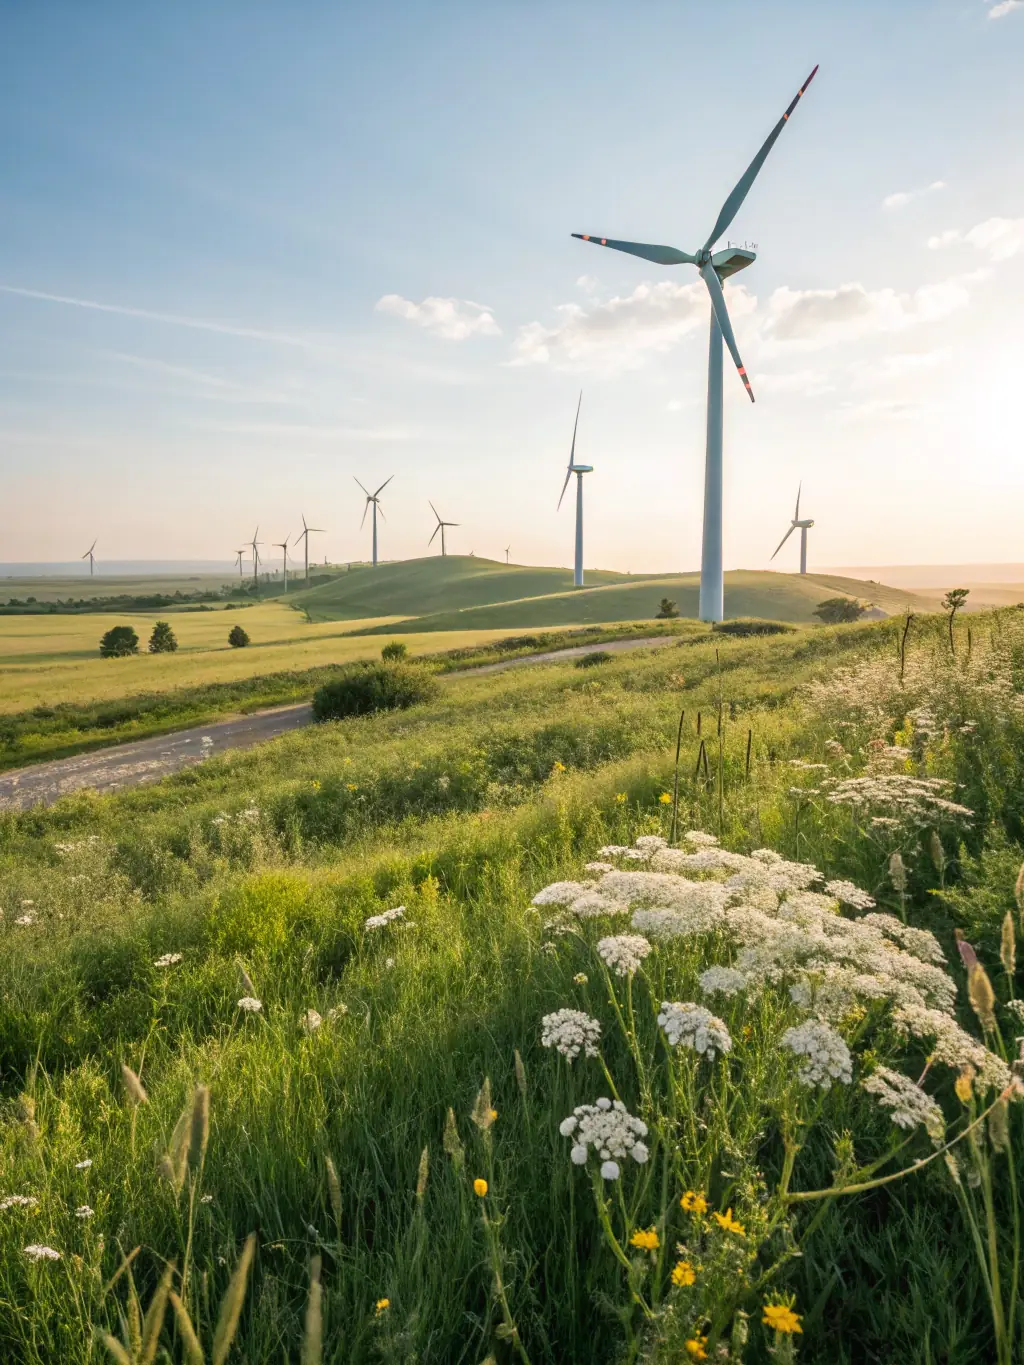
798,519,815,529
711,247,756,278
570,464,594,474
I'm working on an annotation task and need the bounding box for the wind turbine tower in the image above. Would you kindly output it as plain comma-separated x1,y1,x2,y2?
355,476,393,566
234,548,247,578
428,502,459,556
274,537,291,591
295,514,325,583
771,484,815,574
557,392,592,588
573,65,818,621
504,545,510,565
249,528,262,590
82,541,97,576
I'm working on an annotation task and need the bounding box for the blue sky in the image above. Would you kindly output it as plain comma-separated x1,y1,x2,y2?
1,0,1022,573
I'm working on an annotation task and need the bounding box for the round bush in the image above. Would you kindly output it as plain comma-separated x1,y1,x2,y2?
381,640,408,662
228,625,251,648
148,620,178,653
574,650,613,669
312,662,438,722
99,625,139,658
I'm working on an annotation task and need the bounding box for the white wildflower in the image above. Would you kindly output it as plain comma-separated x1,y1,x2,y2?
657,1002,732,1060
893,1005,1011,1092
15,915,34,926
559,1099,649,1179
781,1020,853,1089
568,889,631,919
596,934,652,976
532,881,591,906
824,880,876,911
683,831,720,847
584,861,617,875
573,972,588,984
860,914,945,965
863,1066,945,1143
635,835,668,852
751,848,784,864
237,996,263,1014
74,1160,92,1171
154,953,183,968
364,905,406,930
699,966,747,998
541,1009,601,1061
596,845,631,857
24,1244,60,1262
301,1009,322,1033
1,1195,39,1211
200,1193,213,1204
75,1205,94,1220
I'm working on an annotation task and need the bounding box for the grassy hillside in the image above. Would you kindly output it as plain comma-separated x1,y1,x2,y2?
1,611,1022,1363
293,555,651,622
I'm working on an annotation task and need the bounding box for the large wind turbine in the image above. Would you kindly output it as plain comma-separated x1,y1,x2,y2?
295,514,325,583
557,392,592,588
356,477,392,566
82,540,97,576
771,484,814,574
573,65,818,622
234,547,247,578
274,536,291,591
428,501,459,557
249,528,262,590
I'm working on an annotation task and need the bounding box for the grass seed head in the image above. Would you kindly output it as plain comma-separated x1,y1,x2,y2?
470,1078,495,1131
888,851,907,893
169,1292,204,1365
989,1097,1011,1154
211,1232,256,1365
236,961,256,996
416,1145,429,1200
968,964,997,1033
188,1085,210,1175
1001,912,1016,977
325,1154,343,1228
929,830,946,875
1016,862,1024,925
121,1065,148,1107
301,1255,323,1365
514,1048,527,1099
442,1107,464,1169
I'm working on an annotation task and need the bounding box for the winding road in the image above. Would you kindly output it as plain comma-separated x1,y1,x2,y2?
0,635,676,811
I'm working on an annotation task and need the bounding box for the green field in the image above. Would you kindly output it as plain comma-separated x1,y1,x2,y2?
1,607,1022,1363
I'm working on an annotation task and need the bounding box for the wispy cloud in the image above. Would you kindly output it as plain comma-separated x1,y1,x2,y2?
193,418,420,442
988,0,1022,18
375,294,500,340
0,284,331,350
928,216,1024,261
882,181,946,211
761,274,981,348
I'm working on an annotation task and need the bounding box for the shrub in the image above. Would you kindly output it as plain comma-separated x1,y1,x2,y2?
381,640,408,662
148,620,178,653
312,661,439,721
713,618,795,637
575,650,614,669
98,625,139,658
813,597,865,624
655,597,680,619
228,625,251,648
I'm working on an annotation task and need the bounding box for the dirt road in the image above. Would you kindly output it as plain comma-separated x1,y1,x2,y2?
0,635,676,811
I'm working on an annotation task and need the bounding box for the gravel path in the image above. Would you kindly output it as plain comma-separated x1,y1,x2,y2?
0,635,675,811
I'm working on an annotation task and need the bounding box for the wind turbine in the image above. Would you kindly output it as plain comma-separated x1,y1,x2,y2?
356,476,392,566
557,392,592,588
573,64,818,622
771,483,815,574
504,545,511,565
274,536,291,591
295,514,325,583
234,548,247,578
82,540,97,576
249,527,262,590
428,501,459,557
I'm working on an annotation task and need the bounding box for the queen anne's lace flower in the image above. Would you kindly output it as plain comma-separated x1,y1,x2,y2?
559,1098,649,1179
237,996,263,1014
1,1195,39,1211
24,1244,60,1262
699,966,747,997
532,881,591,906
75,1205,94,1220
683,831,720,847
301,1009,322,1032
893,1005,1010,1091
658,1002,732,1059
541,1009,601,1060
364,906,406,930
780,1020,853,1089
824,880,876,911
596,934,652,976
584,861,616,875
154,953,183,968
863,1066,945,1143
568,890,631,919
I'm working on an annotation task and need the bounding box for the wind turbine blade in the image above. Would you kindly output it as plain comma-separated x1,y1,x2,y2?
360,501,369,529
376,504,386,522
771,523,797,559
702,64,819,251
428,523,440,545
429,500,441,524
700,264,754,402
354,477,370,497
308,527,325,533
794,482,801,521
374,475,394,497
569,390,582,468
572,234,698,266
557,465,573,511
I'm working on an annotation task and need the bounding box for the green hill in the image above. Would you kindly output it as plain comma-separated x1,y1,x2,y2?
291,556,654,623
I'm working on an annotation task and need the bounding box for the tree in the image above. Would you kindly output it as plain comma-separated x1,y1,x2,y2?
942,587,969,657
655,598,680,619
99,625,139,657
228,625,251,648
148,620,178,654
813,598,865,625
381,641,408,662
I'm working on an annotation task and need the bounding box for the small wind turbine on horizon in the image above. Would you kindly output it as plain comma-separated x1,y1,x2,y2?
557,392,592,588
771,484,815,575
295,514,325,583
356,476,392,567
274,536,291,591
249,528,262,589
428,502,459,557
82,540,97,576
234,547,247,578
573,64,818,622
504,545,511,565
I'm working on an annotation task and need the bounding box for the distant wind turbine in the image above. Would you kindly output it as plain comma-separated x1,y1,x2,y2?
249,527,262,589
428,501,459,557
356,476,392,566
82,540,97,576
295,514,325,583
274,536,291,591
770,484,815,574
504,545,510,565
573,64,819,621
234,547,247,578
557,392,592,588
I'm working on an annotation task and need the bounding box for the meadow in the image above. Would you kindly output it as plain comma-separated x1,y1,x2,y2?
2,604,1023,1363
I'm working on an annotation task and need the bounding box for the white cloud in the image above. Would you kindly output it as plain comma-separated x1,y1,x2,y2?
989,0,1022,18
882,181,946,211
761,275,978,348
576,275,599,292
375,294,500,340
927,216,1024,261
512,279,756,373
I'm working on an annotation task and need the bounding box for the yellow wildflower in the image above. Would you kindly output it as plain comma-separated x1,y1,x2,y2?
762,1303,802,1335
680,1190,708,1215
684,1337,708,1360
713,1208,745,1236
615,793,627,804
346,783,358,792
658,792,673,805
955,1065,974,1104
311,780,321,791
628,1227,659,1252
552,761,567,773
473,1178,488,1197
671,1260,696,1287
375,1298,390,1315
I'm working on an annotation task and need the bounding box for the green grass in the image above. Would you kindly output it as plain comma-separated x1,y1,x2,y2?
1,610,1022,1363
